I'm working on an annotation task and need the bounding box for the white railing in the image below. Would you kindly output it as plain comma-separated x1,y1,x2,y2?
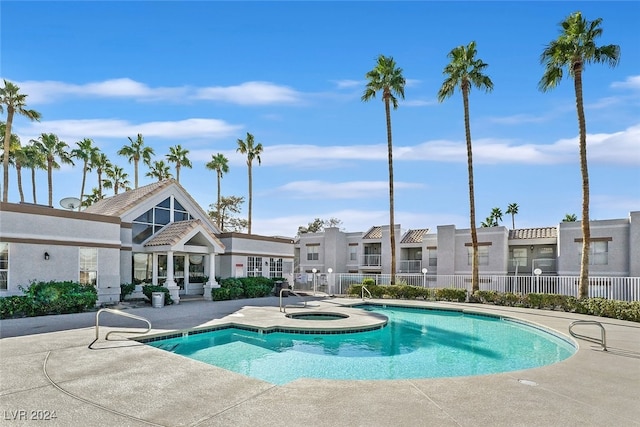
336,273,640,302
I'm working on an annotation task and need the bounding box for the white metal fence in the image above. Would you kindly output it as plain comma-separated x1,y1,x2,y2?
334,273,640,302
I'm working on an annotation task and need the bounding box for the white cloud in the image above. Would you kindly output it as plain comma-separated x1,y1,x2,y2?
273,180,424,199
194,81,303,105
332,79,362,89
14,78,188,104
611,75,640,90
16,118,242,142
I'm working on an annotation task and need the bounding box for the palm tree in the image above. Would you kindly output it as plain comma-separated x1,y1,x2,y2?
166,144,192,183
82,187,102,208
236,133,263,234
205,153,230,229
362,55,406,285
146,160,173,181
32,133,74,207
1,79,42,202
22,143,46,204
490,207,503,225
92,152,111,199
563,213,578,222
71,138,98,211
539,11,620,299
506,203,519,229
437,41,493,293
118,133,154,189
104,164,130,195
0,122,24,202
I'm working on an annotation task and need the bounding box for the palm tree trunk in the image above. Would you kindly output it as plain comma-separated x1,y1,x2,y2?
384,96,396,285
97,171,103,198
79,163,87,212
216,171,222,229
134,159,139,189
47,158,53,207
31,167,37,204
575,69,590,299
248,161,253,234
176,165,180,183
16,163,24,203
463,85,479,293
3,108,14,202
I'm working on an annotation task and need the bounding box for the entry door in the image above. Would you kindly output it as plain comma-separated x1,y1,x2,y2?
174,255,185,295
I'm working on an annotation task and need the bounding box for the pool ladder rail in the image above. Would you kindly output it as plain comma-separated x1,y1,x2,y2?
88,308,152,349
569,320,607,351
362,285,372,301
279,287,309,313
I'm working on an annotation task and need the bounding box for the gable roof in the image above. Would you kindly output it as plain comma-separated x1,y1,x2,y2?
84,180,174,217
144,219,224,252
401,228,429,244
362,226,382,239
84,179,220,233
509,227,557,240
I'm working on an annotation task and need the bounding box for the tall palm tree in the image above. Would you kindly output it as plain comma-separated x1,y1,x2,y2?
437,41,493,293
22,143,46,204
146,160,173,181
490,207,503,225
166,144,192,183
71,138,98,211
104,164,130,195
118,133,154,189
506,203,519,229
82,187,102,208
539,11,620,299
362,55,406,285
563,213,578,222
205,153,230,229
32,133,74,207
1,79,42,202
92,152,111,199
236,133,263,234
0,122,24,202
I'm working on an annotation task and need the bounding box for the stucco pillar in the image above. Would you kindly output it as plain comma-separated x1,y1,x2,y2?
203,252,219,301
164,250,180,304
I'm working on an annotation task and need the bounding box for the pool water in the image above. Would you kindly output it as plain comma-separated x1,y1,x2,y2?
147,305,575,385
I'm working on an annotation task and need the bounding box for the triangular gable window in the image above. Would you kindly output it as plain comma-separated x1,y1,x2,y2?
132,197,192,244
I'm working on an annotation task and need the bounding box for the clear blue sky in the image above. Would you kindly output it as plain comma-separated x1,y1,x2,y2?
2,1,639,237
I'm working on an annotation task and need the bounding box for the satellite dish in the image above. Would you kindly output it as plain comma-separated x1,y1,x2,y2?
60,197,81,210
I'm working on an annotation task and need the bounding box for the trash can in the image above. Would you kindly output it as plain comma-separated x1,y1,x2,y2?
152,292,165,308
274,281,287,297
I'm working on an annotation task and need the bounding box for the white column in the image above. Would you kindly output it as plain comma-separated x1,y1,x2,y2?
152,253,158,286
203,252,219,301
164,250,180,304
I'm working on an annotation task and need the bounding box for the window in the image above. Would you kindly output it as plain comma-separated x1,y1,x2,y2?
132,253,152,284
79,248,98,286
0,243,8,290
307,245,319,261
428,248,438,267
511,247,528,268
132,197,192,244
269,258,283,278
349,245,357,262
467,246,489,266
591,241,608,265
248,256,262,277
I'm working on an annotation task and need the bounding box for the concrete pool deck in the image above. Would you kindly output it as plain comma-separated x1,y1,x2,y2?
1,296,639,426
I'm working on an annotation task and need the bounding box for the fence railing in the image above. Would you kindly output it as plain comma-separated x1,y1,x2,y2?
335,273,640,302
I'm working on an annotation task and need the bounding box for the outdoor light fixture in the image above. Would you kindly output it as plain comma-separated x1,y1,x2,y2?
44,252,50,260
530,245,534,251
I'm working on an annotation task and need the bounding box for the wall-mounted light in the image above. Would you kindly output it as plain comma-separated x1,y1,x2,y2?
265,261,269,266
530,245,534,251
44,252,50,260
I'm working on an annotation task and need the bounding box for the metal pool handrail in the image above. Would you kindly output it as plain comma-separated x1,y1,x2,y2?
88,308,152,349
569,320,607,351
279,288,308,313
362,285,372,300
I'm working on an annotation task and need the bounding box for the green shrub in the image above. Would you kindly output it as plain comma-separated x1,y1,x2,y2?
0,295,33,319
434,288,467,302
0,281,98,318
141,285,173,305
211,277,274,301
120,283,136,301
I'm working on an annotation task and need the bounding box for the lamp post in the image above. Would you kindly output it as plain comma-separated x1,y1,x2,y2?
534,268,542,293
421,268,428,288
312,268,317,295
327,268,333,295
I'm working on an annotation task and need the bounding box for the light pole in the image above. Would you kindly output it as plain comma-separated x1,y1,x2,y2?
312,268,317,295
534,268,542,293
421,268,428,288
327,268,333,295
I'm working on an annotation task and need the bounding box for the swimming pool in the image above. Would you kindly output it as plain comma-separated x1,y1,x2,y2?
145,304,576,385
